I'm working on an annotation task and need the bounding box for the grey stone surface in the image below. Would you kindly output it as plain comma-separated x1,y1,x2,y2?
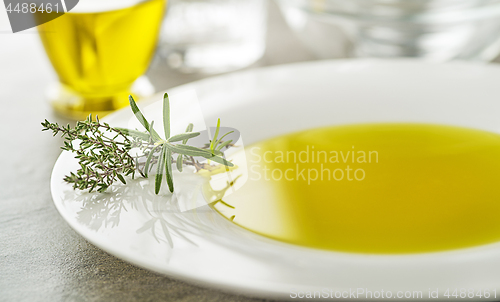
0,2,313,301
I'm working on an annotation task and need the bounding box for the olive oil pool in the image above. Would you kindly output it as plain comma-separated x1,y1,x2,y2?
212,123,500,254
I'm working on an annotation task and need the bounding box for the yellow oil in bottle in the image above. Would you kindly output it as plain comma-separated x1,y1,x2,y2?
212,123,500,254
36,0,165,119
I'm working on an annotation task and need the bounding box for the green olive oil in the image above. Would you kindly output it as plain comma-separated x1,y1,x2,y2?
212,123,500,254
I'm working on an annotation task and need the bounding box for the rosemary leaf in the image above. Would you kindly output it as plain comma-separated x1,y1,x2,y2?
144,145,158,178
176,154,183,172
210,118,221,152
215,131,234,147
129,95,162,142
148,120,162,143
216,139,233,151
175,123,194,172
183,123,194,143
155,145,166,194
163,93,171,139
167,132,200,143
165,148,174,193
165,144,213,157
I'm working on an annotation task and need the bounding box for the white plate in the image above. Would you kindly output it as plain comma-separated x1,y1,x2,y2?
52,59,500,301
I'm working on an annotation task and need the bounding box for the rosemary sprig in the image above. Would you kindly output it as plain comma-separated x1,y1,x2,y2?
42,93,234,194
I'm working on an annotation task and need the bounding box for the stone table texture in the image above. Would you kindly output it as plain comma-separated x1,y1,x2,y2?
0,2,314,301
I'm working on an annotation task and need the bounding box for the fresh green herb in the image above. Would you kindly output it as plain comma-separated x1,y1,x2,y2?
42,93,234,194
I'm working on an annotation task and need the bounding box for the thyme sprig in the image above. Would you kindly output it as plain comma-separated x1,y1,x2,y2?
42,93,234,194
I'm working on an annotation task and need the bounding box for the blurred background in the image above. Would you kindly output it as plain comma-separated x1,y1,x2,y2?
3,0,500,121
4,0,500,121
2,0,500,301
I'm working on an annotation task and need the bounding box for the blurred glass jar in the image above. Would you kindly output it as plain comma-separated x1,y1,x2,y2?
276,0,500,62
159,0,268,74
38,0,165,120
